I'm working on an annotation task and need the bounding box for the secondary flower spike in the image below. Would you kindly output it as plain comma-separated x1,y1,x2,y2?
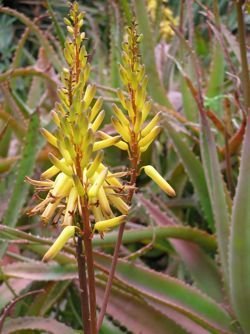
113,21,176,198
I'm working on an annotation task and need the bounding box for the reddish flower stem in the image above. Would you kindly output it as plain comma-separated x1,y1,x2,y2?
76,235,91,334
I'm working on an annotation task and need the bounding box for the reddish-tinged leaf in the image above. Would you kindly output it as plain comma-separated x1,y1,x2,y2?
96,280,189,334
0,278,31,311
2,317,75,334
138,195,224,302
229,115,250,332
1,261,76,281
94,252,232,333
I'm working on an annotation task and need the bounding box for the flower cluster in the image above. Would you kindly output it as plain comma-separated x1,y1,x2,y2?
27,3,175,262
111,22,176,197
27,2,129,260
147,0,178,41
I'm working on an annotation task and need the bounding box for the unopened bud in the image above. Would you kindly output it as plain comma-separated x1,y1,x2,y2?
42,226,76,262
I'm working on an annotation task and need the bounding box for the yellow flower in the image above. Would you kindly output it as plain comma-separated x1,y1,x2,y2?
42,226,76,262
143,165,176,197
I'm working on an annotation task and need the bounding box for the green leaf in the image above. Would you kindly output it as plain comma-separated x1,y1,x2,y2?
118,0,132,24
206,42,225,117
94,253,233,334
27,281,70,316
2,317,76,334
1,261,76,281
109,3,122,88
133,0,172,108
164,119,214,228
139,196,224,303
96,280,189,334
0,7,62,72
0,223,216,252
95,225,216,251
199,112,230,286
100,316,125,334
47,0,65,49
1,113,40,258
180,72,198,122
229,115,250,332
0,278,31,312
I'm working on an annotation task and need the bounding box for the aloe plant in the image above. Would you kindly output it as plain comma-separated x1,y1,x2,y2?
0,1,249,333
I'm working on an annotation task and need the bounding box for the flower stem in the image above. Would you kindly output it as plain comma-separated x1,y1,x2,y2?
96,222,125,331
76,235,91,334
97,136,139,331
82,201,97,334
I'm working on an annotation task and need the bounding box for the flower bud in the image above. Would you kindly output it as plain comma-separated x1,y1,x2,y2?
141,112,161,137
143,165,176,197
98,132,128,151
41,165,60,180
94,215,126,233
48,153,73,176
98,186,113,217
42,226,76,262
86,150,104,178
83,84,96,109
90,97,103,122
92,110,105,132
139,126,162,152
40,128,58,148
106,188,129,214
88,168,108,198
93,136,121,151
112,104,129,126
63,187,78,226
111,117,130,142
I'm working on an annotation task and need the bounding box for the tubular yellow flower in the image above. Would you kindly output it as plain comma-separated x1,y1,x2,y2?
41,164,60,180
40,128,58,148
92,205,105,222
139,126,162,151
90,97,103,122
63,187,78,226
86,150,104,178
41,198,61,223
91,110,105,132
141,100,152,123
98,186,114,218
106,188,130,214
98,132,128,151
112,104,130,126
141,112,162,137
83,84,96,109
111,117,130,142
48,153,73,176
94,215,126,233
88,168,108,198
51,172,73,198
143,165,176,197
93,136,121,151
72,175,85,197
42,226,76,262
